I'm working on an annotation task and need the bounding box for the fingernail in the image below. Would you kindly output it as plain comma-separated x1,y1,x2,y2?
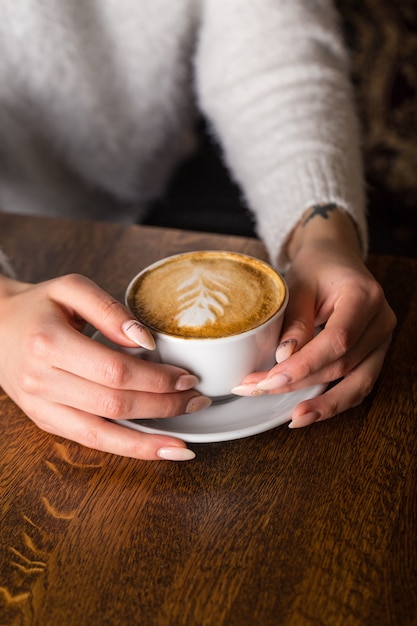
256,373,291,392
122,320,155,350
157,447,196,461
288,410,321,429
185,395,212,414
175,374,200,391
231,384,268,397
276,339,297,363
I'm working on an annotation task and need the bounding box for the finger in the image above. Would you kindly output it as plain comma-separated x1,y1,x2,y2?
232,284,316,392
267,274,386,387
24,364,212,419
278,286,368,369
33,403,196,461
276,281,316,359
234,310,393,397
288,338,391,428
233,328,337,394
46,274,155,349
252,296,392,394
30,323,199,393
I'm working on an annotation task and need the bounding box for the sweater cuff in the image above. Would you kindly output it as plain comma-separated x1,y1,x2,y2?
0,247,17,278
252,155,368,271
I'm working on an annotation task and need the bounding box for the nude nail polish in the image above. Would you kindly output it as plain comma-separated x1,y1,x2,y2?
175,374,200,391
288,410,321,428
231,384,267,397
256,373,291,391
185,395,212,414
157,447,196,461
122,320,155,350
276,339,297,363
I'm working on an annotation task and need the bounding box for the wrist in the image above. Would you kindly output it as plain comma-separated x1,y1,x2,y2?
287,204,363,262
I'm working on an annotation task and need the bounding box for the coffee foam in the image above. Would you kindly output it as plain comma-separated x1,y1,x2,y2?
128,251,286,339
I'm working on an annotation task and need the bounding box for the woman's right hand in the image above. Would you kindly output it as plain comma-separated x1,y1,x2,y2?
0,273,211,461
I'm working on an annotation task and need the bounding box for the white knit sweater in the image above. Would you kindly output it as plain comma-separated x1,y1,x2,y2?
0,0,367,272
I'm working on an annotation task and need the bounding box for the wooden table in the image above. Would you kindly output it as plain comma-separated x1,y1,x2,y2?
0,213,416,626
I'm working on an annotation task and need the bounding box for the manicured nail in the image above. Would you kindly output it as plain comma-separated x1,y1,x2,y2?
122,320,155,350
157,447,196,461
175,374,200,391
185,395,212,414
276,339,297,363
231,384,268,397
288,410,321,429
256,373,291,392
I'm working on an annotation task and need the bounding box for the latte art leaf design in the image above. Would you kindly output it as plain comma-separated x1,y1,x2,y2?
175,268,232,327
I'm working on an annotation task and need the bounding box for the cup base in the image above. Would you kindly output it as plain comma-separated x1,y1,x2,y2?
210,394,239,406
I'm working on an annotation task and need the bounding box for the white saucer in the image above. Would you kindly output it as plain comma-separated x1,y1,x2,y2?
93,332,325,443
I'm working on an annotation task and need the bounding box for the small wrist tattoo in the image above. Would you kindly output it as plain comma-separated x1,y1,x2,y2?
302,203,338,226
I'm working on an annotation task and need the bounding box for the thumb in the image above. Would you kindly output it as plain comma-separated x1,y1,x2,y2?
276,279,315,363
47,273,155,350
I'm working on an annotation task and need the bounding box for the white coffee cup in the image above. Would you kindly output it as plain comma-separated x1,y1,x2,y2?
125,250,288,400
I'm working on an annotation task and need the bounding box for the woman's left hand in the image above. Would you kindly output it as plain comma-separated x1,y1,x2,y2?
233,210,397,428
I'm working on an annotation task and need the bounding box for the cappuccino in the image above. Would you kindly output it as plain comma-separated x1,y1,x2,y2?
127,251,286,339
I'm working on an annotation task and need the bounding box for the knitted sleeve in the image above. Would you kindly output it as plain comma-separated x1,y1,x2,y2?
0,247,16,278
195,0,367,270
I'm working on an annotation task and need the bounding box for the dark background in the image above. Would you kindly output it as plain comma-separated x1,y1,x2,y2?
145,0,417,259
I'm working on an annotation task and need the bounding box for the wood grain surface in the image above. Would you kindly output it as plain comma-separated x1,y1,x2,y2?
0,214,416,626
